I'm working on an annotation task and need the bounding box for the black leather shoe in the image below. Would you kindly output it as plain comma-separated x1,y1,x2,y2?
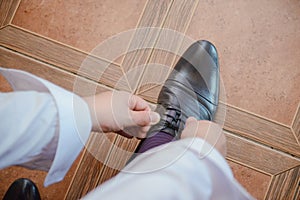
3,178,41,200
147,40,219,139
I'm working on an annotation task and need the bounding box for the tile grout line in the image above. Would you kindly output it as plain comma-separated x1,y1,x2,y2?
263,176,274,200
291,100,300,127
6,0,21,25
291,127,300,147
0,23,9,31
291,102,300,146
136,82,159,95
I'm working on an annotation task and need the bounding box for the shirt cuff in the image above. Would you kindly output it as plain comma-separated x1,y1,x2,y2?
0,67,92,186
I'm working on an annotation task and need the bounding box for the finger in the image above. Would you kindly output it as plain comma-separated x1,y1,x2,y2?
181,117,199,139
131,111,160,126
128,95,150,111
136,128,148,139
138,125,150,138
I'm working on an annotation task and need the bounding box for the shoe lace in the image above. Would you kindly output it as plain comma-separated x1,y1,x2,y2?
162,106,181,132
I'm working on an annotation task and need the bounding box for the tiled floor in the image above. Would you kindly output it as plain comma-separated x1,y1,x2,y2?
0,0,299,199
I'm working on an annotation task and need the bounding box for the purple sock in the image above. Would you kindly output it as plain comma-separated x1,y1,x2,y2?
136,132,175,153
127,132,176,164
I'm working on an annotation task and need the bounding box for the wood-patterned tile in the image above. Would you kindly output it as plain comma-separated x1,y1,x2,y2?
138,84,162,103
137,0,199,93
0,25,128,91
0,0,20,27
226,131,300,175
65,132,116,200
265,166,300,200
136,48,179,94
120,0,173,92
66,134,139,199
0,47,111,97
224,104,300,157
95,137,140,185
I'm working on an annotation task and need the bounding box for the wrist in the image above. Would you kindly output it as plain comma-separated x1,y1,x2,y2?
82,96,99,132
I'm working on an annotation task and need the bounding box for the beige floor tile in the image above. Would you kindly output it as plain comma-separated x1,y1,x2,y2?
12,0,147,54
186,0,300,125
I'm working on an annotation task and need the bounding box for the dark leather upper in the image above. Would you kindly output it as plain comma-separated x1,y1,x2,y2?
3,178,41,200
149,40,220,138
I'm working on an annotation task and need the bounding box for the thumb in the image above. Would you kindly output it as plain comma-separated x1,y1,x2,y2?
131,111,160,126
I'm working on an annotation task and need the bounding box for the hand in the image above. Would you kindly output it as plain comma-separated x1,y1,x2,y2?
83,91,160,138
181,117,227,157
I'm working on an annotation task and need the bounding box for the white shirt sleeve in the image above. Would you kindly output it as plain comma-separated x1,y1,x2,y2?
83,138,254,200
0,91,59,171
0,67,92,186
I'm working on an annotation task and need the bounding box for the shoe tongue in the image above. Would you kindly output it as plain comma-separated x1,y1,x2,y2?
157,82,211,121
157,86,181,110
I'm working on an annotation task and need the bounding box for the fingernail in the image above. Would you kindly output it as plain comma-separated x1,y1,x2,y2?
186,117,197,124
150,112,160,125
